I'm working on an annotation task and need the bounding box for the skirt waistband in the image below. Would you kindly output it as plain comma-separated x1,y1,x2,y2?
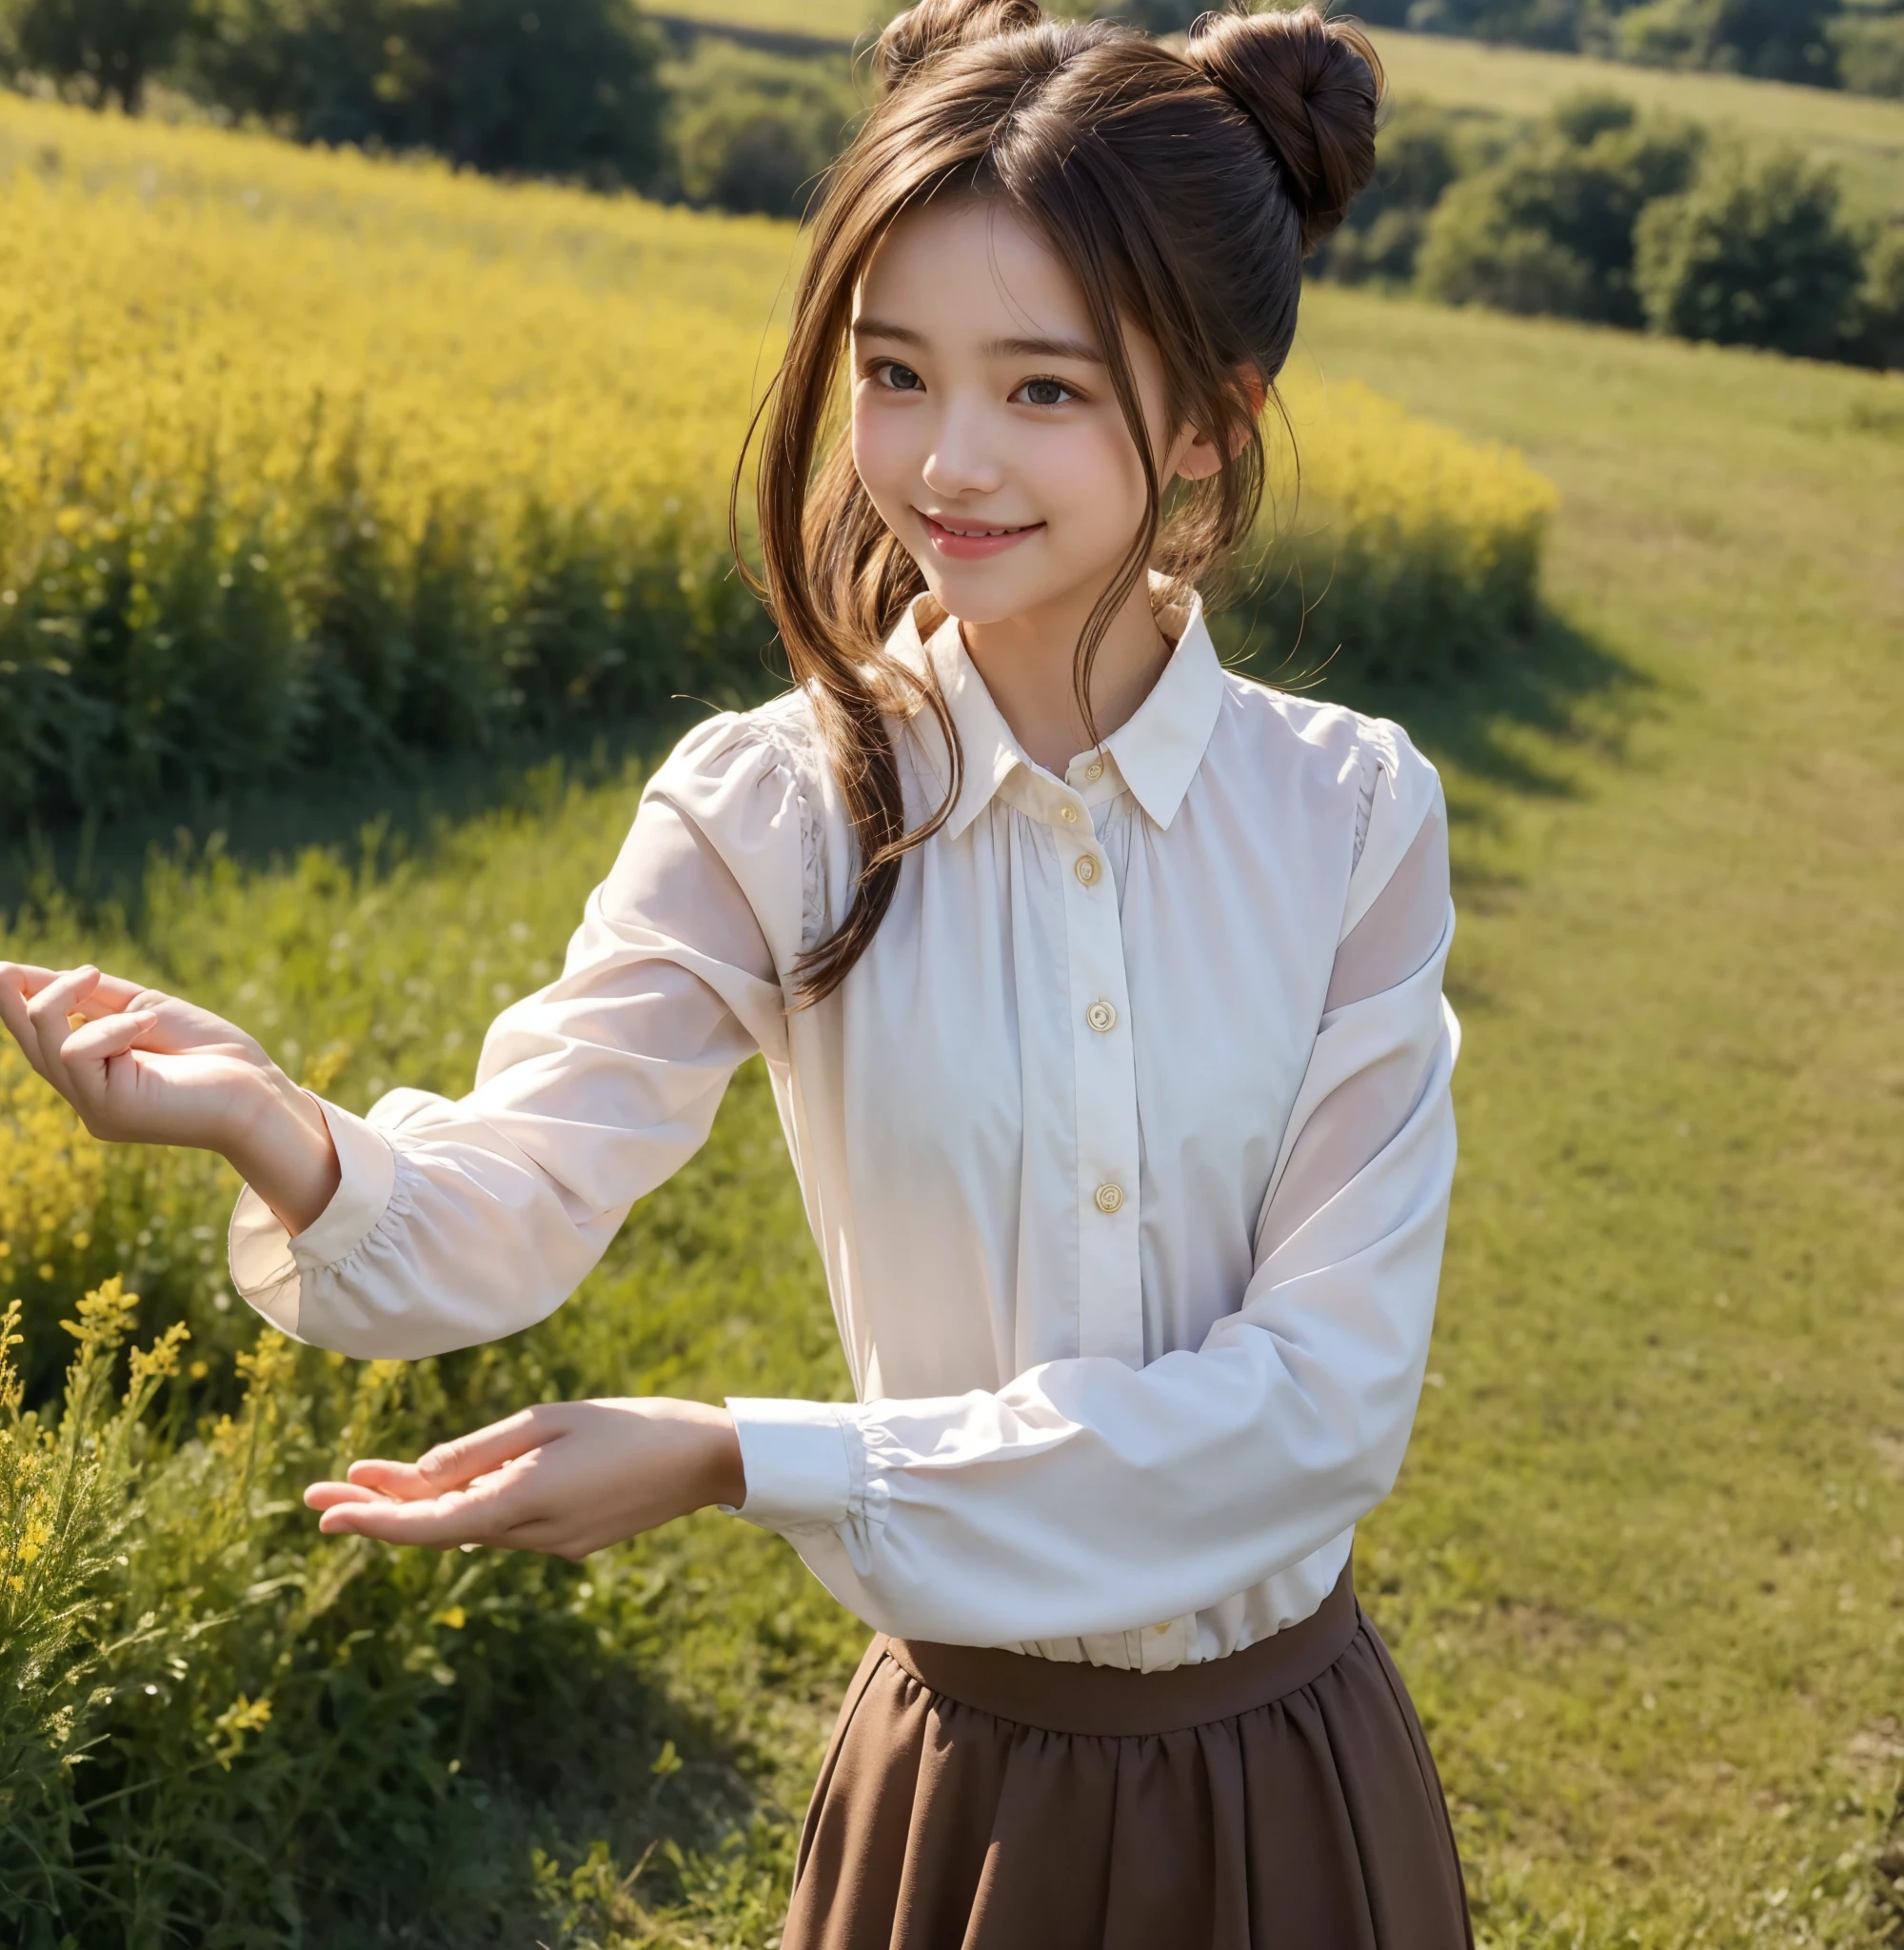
882,1564,1359,1739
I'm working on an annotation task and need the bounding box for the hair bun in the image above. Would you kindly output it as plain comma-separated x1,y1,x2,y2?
874,0,1044,92
1187,5,1383,254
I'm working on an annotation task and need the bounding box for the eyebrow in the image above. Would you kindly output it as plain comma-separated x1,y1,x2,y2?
851,317,1105,365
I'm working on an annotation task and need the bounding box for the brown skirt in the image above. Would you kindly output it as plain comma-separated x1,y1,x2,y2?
784,1568,1471,1950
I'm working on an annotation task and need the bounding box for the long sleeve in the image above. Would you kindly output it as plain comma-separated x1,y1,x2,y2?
228,713,813,1359
730,729,1458,1649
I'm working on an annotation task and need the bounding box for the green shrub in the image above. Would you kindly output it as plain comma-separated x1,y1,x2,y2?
1844,222,1904,368
661,41,859,220
0,0,193,110
1635,144,1869,360
1613,0,1842,84
1833,5,1904,97
1416,91,1704,328
185,0,667,187
1319,99,1471,289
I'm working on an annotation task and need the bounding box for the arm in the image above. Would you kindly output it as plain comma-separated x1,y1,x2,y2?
228,715,800,1360
725,739,1458,1645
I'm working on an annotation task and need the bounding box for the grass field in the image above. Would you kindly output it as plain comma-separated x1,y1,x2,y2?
2,84,1902,1945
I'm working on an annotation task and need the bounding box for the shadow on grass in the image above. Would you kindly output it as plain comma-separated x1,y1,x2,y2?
0,705,714,924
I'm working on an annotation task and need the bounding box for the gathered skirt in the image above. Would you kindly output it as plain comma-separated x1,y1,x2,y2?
783,1566,1472,1949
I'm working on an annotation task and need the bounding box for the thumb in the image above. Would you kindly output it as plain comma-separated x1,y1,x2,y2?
62,1009,160,1069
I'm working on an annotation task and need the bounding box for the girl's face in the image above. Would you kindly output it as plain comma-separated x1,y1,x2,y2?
850,197,1219,630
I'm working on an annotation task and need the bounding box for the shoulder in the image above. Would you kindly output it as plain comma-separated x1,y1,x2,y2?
645,691,836,954
1211,674,1438,822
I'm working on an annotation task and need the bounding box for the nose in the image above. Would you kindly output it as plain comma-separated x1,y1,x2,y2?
921,399,1005,500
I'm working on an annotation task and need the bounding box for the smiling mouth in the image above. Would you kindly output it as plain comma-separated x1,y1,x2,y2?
927,518,1035,537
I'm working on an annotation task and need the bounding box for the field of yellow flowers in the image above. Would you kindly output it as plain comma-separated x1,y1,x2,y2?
0,90,1554,832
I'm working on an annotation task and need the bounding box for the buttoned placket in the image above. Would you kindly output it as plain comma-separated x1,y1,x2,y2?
1045,763,1144,1375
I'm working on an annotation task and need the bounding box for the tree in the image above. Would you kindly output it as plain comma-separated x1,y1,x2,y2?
1416,92,1703,328
1613,0,1841,86
1634,146,1868,360
4,0,194,109
1319,100,1467,288
188,0,666,186
662,41,858,220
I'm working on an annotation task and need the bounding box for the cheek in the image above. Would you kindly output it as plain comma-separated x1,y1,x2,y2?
1037,415,1149,533
851,403,920,512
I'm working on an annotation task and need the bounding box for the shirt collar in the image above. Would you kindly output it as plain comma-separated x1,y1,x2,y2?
891,586,1226,839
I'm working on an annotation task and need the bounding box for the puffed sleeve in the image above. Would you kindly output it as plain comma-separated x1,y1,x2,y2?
228,711,815,1359
729,720,1458,1647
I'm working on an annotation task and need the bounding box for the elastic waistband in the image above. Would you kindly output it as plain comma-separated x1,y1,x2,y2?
882,1565,1360,1739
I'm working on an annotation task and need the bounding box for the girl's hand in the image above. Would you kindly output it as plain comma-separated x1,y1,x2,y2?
303,1399,748,1558
0,962,342,1235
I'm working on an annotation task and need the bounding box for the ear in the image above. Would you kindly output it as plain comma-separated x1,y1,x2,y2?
1169,369,1267,484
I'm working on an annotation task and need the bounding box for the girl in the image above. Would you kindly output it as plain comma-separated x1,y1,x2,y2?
0,3,1471,1941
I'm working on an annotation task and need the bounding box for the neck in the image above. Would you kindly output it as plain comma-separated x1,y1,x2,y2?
958,574,1172,776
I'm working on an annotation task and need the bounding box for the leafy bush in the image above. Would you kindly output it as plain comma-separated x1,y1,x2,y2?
186,0,666,187
1833,3,1904,96
1845,222,1904,368
1612,0,1843,83
0,0,192,109
1416,91,1703,328
1635,144,1869,359
1319,99,1472,289
661,41,858,220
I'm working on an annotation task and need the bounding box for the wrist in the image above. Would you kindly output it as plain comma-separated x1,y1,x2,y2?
223,1067,343,1238
694,1405,747,1511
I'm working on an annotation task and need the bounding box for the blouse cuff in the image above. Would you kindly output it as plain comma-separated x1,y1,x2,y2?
724,1396,861,1533
228,1096,399,1339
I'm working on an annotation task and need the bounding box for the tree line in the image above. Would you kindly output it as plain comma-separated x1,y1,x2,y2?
0,0,860,217
1110,0,1904,96
1315,90,1904,368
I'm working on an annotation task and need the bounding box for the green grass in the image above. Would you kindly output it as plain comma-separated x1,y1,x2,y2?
1292,286,1904,1941
647,0,880,40
5,262,1904,1945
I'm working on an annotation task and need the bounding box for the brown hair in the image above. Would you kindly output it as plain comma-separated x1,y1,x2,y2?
733,1,1382,1005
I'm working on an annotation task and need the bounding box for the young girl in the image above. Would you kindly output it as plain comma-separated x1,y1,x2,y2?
0,2,1472,1940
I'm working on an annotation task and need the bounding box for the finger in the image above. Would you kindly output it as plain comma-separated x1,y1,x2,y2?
20,967,103,1095
304,1479,392,1511
0,964,61,1045
343,1458,439,1500
411,1407,563,1493
315,1486,512,1548
61,1010,159,1068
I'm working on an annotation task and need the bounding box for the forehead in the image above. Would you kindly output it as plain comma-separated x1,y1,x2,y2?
855,196,1095,346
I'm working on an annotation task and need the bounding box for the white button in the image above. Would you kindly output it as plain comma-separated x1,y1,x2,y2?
1074,855,1100,886
1086,1000,1117,1033
1085,757,1104,782
1094,1183,1124,1214
1059,804,1079,824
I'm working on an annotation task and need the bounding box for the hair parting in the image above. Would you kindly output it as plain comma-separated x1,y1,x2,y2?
729,1,1382,1006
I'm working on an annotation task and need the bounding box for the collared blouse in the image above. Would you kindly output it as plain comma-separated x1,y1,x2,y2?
231,592,1459,1673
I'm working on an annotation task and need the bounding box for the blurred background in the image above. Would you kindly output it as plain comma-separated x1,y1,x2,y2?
0,4,1899,1947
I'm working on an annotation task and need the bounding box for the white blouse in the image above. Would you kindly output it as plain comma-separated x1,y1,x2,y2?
231,592,1458,1673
